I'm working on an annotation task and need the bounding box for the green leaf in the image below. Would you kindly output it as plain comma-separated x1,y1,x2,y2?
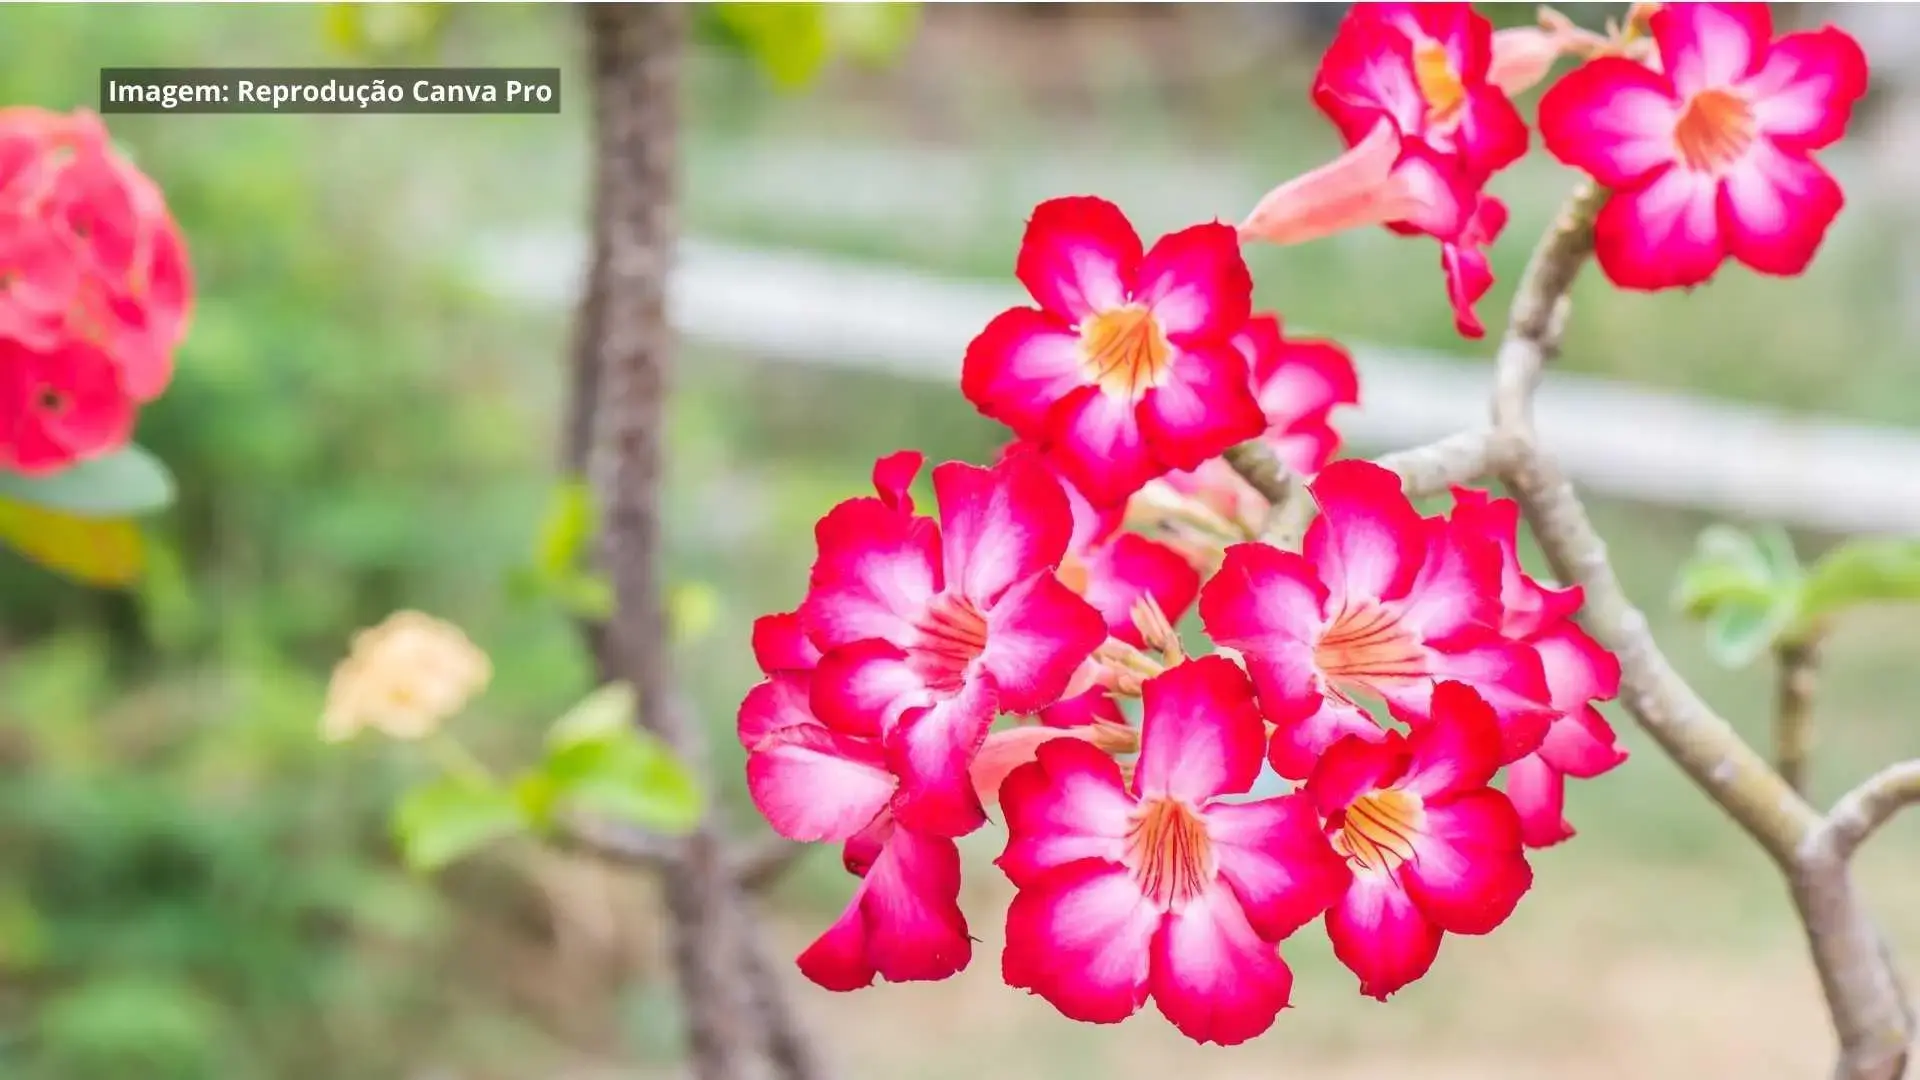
546,681,638,750
1799,538,1920,626
553,572,615,620
669,580,719,643
536,477,597,580
825,3,921,66
542,730,702,836
1705,598,1789,668
1673,523,1804,666
0,499,145,587
322,2,449,59
392,777,524,873
715,2,831,89
0,445,175,517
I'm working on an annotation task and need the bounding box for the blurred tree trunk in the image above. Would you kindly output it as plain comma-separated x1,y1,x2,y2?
572,6,775,1079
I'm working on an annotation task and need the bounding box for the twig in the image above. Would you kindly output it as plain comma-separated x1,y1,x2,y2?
1820,759,1920,861
1221,440,1315,546
1371,429,1495,499
1776,637,1824,796
561,819,810,893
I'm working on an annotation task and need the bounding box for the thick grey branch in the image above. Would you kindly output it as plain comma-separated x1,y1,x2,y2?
1371,429,1495,498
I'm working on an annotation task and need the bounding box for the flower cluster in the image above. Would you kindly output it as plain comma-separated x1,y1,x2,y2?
740,0,1860,1048
0,108,191,474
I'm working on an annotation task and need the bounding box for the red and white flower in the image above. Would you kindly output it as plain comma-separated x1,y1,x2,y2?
1451,489,1626,847
737,612,973,991
1311,681,1533,1000
1198,460,1553,779
998,656,1351,1044
1539,2,1868,290
962,196,1266,507
803,450,1106,836
0,108,191,474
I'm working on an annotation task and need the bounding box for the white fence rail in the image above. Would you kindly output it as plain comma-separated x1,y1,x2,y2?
473,232,1920,537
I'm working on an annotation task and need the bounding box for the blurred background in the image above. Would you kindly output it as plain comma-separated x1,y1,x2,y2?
1,3,1917,1078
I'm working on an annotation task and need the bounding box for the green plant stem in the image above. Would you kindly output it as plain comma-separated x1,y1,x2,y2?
1775,636,1823,796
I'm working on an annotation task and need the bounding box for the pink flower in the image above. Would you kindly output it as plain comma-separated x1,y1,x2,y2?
738,613,973,991
1451,489,1626,847
1198,460,1554,779
1438,193,1510,340
1311,681,1533,1000
997,656,1351,1044
963,196,1267,507
1239,117,1472,252
1313,3,1530,187
0,335,134,474
803,450,1107,836
1538,2,1868,290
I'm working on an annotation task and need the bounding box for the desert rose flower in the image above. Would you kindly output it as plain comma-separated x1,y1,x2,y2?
963,196,1266,506
1439,193,1510,339
1199,460,1554,778
803,450,1106,836
1539,2,1868,290
321,610,492,742
1312,681,1533,999
998,657,1351,1044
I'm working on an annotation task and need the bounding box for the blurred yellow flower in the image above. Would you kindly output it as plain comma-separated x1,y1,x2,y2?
321,610,492,742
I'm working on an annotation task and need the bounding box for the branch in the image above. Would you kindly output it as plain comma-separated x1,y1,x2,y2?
1222,440,1315,545
1776,637,1823,796
1821,759,1920,861
1371,429,1495,499
1485,181,1909,1080
561,819,810,893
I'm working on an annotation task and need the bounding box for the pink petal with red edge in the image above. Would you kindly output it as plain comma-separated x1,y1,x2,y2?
1594,165,1725,291
1743,27,1870,151
1419,640,1553,763
1396,515,1501,641
1325,870,1443,1000
1040,684,1126,728
871,449,923,513
752,610,821,675
1403,790,1532,934
798,826,972,990
1721,140,1844,278
1651,2,1771,98
1243,319,1359,436
1240,120,1436,247
1134,656,1267,802
1079,532,1202,647
980,572,1105,714
1138,341,1268,470
1398,681,1506,798
1270,422,1342,479
1541,705,1628,779
1307,730,1413,818
1199,543,1330,659
1451,84,1531,181
1313,14,1425,148
1205,793,1354,941
805,498,942,649
747,723,895,843
1383,138,1475,241
811,639,921,736
962,307,1087,436
1504,751,1576,848
1016,195,1143,321
971,725,1108,811
1148,884,1296,1046
1135,221,1252,338
885,675,999,836
997,738,1134,885
1539,58,1683,189
738,674,815,749
1047,384,1161,506
1004,439,1122,554
1538,624,1621,712
1306,459,1427,601
1270,693,1390,782
1002,859,1158,1023
935,456,1074,608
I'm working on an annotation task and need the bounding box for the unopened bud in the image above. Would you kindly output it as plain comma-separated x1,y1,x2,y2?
1129,595,1185,666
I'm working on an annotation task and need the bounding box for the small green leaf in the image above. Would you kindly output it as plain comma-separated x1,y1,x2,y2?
553,572,615,620
716,2,832,89
547,681,638,750
1705,598,1788,668
0,445,175,517
543,731,702,836
536,477,597,580
1799,537,1920,626
392,777,524,872
1673,523,1804,666
0,499,146,587
825,2,921,67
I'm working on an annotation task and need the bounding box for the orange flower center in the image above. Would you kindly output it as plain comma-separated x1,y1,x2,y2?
1126,796,1213,907
1312,601,1428,702
1673,88,1755,173
1055,550,1091,596
1413,40,1468,125
1080,304,1170,400
910,593,989,694
1335,788,1424,873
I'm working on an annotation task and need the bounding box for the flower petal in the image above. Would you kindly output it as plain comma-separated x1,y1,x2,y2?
1241,317,1359,445
1538,57,1681,189
1046,384,1161,506
871,449,923,513
1148,883,1296,1046
885,675,999,836
1137,340,1268,471
962,307,1088,436
1239,121,1416,247
737,673,815,749
1720,139,1844,278
1305,459,1428,602
1199,542,1329,659
1205,793,1354,941
979,571,1107,715
1078,532,1202,648
1503,751,1575,848
1593,164,1726,291
1134,656,1267,802
1307,730,1413,818
1134,221,1252,338
935,455,1075,608
1398,680,1507,798
811,639,921,736
1270,696,1391,782
998,737,1135,886
804,497,942,650
1742,26,1870,151
1039,684,1127,729
1394,513,1502,642
752,609,821,675
1003,859,1159,1024
1538,623,1622,714
1651,2,1771,98
1016,195,1143,321
1325,869,1444,1000
1402,789,1532,935
798,825,972,990
747,720,895,843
